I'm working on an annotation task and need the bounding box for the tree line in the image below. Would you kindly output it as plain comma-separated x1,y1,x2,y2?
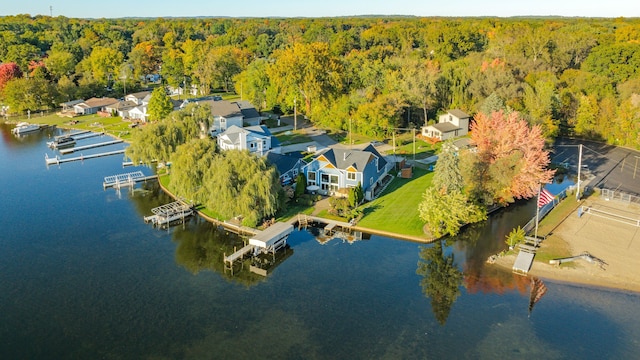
0,15,639,147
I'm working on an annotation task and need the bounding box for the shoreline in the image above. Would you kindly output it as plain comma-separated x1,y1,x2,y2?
491,196,640,294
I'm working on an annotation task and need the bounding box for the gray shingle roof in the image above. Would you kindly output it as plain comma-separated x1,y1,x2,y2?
318,144,387,172
266,152,305,176
431,122,461,133
210,100,243,118
448,109,470,119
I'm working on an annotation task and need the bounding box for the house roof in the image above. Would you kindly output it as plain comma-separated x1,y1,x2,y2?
211,100,243,118
236,100,261,119
266,152,305,176
428,122,461,133
105,100,138,111
448,109,470,119
126,91,151,100
219,125,271,146
60,99,84,107
317,144,387,172
82,97,118,108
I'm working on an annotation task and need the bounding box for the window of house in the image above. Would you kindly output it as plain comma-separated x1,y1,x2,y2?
308,171,316,185
321,174,329,183
347,172,356,181
370,177,373,186
250,143,255,148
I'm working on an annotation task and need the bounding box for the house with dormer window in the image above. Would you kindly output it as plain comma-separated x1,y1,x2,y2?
302,144,389,200
217,125,280,155
421,109,470,141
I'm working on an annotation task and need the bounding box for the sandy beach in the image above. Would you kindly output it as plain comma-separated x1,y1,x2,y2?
493,197,640,293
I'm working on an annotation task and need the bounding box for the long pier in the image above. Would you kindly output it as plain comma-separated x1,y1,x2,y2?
103,171,158,189
45,149,126,165
59,139,123,154
72,132,104,141
54,130,91,140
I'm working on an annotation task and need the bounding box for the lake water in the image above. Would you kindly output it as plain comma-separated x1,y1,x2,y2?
1,123,639,359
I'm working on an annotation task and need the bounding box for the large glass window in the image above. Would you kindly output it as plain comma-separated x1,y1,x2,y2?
308,171,316,185
347,172,356,181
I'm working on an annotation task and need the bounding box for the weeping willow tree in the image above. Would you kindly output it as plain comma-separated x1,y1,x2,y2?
125,104,211,166
201,150,283,227
169,138,217,201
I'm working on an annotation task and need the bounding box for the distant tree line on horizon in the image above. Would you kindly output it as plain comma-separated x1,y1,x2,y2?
0,14,639,148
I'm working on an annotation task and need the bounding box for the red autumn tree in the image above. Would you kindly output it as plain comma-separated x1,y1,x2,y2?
0,62,22,94
466,110,555,205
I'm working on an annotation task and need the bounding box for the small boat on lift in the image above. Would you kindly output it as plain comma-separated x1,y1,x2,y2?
12,122,41,135
47,136,76,149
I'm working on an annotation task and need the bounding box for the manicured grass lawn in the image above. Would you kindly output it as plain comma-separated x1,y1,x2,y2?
22,113,135,141
275,131,313,144
357,167,434,237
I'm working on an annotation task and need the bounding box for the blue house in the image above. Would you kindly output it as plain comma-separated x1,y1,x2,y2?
265,152,307,185
302,144,389,200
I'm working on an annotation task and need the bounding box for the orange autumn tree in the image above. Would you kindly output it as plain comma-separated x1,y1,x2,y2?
463,110,555,206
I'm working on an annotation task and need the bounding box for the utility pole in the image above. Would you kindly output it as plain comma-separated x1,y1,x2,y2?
576,144,582,201
412,128,416,162
349,118,352,150
294,98,297,131
50,6,53,17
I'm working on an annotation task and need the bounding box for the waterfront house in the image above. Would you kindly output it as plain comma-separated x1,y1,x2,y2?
104,100,138,118
73,97,118,115
302,144,389,200
124,91,151,105
217,125,280,155
266,152,307,185
202,100,262,136
421,109,470,141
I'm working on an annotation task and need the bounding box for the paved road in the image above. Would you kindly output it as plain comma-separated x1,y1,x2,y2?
552,138,640,196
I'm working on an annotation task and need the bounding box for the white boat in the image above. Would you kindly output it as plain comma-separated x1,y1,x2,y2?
47,136,76,149
12,122,41,135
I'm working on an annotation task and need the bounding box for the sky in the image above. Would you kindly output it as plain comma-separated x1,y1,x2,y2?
2,0,640,18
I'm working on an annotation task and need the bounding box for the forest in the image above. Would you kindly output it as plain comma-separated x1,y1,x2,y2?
0,14,639,148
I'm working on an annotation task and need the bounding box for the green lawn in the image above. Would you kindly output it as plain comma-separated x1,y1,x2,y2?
275,131,313,145
21,113,135,141
357,167,434,237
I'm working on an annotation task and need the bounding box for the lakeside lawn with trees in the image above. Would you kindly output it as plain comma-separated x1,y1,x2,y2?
2,14,638,239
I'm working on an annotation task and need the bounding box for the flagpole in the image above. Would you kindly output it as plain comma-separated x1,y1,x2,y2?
535,183,541,241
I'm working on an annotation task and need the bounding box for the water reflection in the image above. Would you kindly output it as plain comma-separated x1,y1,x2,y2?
416,239,463,325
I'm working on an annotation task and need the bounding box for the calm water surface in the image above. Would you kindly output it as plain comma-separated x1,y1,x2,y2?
1,124,639,359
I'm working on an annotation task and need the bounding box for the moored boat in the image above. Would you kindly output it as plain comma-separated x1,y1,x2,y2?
47,136,76,149
12,122,41,135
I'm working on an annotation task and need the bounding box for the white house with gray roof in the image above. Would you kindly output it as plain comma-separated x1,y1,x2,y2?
217,125,280,156
421,109,470,141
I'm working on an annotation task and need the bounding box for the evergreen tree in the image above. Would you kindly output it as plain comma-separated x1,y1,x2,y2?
294,173,307,198
432,140,464,194
147,87,173,121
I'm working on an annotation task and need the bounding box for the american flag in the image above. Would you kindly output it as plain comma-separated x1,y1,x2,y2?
537,188,554,208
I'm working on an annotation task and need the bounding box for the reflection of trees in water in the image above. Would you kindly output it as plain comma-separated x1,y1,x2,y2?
416,240,463,325
171,220,266,287
128,182,265,286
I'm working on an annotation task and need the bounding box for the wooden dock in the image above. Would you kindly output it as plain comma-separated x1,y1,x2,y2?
72,132,104,141
59,139,123,154
54,130,91,140
103,171,158,189
45,149,126,165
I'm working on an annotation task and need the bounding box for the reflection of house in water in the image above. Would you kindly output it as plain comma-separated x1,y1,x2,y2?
224,222,293,276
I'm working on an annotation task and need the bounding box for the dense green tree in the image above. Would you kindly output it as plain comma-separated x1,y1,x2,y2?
432,140,464,194
418,187,486,238
169,138,216,201
44,49,76,81
201,150,282,227
2,77,58,113
294,173,307,198
147,87,173,121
